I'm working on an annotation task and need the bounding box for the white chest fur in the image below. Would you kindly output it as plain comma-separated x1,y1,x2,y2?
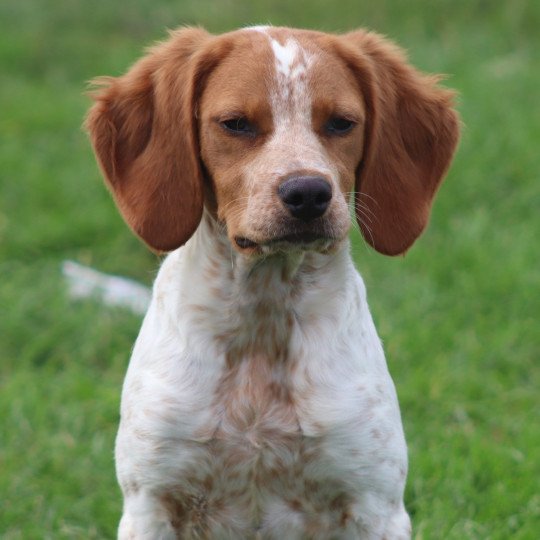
116,222,409,539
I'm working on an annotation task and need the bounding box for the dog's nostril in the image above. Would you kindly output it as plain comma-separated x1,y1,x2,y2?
278,176,332,222
288,192,304,208
315,190,332,206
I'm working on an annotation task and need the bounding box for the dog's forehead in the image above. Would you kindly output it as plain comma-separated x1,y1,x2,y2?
202,27,358,116
241,27,323,82
249,27,315,74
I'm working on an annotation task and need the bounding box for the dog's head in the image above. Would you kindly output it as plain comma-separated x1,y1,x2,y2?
86,26,459,256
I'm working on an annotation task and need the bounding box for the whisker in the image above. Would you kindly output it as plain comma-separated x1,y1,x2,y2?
354,190,379,205
355,212,375,249
229,243,235,270
347,215,373,257
345,191,380,221
354,201,378,221
353,205,374,225
220,195,252,212
346,191,378,216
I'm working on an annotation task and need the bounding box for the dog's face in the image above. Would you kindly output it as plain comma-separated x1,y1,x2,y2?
199,29,365,254
86,27,459,256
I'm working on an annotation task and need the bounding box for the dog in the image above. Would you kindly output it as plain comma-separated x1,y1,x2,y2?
86,25,459,539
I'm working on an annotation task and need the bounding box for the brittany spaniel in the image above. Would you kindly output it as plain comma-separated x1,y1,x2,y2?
86,25,459,539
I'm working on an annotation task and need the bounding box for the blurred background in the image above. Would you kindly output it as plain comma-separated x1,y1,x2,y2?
1,1,538,538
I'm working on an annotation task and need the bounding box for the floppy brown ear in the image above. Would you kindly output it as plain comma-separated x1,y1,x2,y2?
85,27,212,252
338,31,460,255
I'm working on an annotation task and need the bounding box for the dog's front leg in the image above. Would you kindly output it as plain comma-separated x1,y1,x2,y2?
118,489,177,540
348,498,411,540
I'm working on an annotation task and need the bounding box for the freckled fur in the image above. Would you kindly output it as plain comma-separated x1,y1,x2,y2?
86,24,459,540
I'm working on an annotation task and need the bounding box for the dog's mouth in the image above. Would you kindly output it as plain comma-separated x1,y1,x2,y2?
234,236,259,249
234,231,336,252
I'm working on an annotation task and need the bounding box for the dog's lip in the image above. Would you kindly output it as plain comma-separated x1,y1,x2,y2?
234,236,258,249
270,231,326,244
234,231,332,249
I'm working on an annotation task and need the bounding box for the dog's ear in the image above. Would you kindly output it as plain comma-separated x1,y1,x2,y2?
337,31,460,255
86,27,215,252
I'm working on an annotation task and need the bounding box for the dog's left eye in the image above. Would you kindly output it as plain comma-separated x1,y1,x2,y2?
221,117,255,135
325,117,355,135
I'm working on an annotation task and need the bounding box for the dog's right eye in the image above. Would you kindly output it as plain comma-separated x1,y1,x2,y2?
324,117,356,136
221,117,255,135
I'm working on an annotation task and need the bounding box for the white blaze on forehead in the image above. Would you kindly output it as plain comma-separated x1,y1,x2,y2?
264,36,330,173
271,39,299,77
265,36,314,124
269,37,314,86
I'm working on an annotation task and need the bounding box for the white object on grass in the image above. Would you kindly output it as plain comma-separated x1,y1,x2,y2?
62,260,151,316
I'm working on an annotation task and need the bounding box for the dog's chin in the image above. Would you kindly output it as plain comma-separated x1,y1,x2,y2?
232,231,344,256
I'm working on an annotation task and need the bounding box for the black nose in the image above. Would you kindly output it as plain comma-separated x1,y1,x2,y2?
278,176,332,221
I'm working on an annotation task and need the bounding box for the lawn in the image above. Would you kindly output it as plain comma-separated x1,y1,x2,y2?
1,0,539,538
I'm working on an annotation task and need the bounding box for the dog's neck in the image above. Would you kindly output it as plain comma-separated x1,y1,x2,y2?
181,212,355,361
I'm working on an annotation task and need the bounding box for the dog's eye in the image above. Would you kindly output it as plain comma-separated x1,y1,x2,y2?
325,117,355,135
221,117,255,135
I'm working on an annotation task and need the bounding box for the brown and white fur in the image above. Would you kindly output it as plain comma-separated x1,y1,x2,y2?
86,25,459,539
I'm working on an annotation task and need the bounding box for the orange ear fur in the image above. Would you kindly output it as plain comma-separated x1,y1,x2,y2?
85,27,213,252
338,31,460,255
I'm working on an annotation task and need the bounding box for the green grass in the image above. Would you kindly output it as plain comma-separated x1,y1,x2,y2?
1,0,539,538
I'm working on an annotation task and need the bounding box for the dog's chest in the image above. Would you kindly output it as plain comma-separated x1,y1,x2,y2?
124,251,365,536
161,351,354,538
